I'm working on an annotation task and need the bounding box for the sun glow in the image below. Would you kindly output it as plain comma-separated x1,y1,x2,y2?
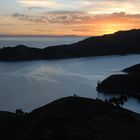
102,24,121,34
0,0,140,36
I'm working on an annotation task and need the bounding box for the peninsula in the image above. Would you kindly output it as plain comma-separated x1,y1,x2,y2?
97,64,140,99
0,29,140,61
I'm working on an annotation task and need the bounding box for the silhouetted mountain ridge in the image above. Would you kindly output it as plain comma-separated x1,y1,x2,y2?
0,29,140,61
1,96,140,139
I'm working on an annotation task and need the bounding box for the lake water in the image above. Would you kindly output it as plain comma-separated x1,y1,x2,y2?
0,36,87,48
0,55,140,113
0,37,140,113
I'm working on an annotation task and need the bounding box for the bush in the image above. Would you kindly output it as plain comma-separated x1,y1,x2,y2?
105,95,128,107
15,109,24,115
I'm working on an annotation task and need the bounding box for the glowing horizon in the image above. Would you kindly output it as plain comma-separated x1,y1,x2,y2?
0,0,140,36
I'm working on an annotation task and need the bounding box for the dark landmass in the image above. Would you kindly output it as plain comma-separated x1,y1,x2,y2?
97,64,140,99
1,96,140,140
0,29,140,61
97,74,140,98
123,64,140,74
0,46,42,61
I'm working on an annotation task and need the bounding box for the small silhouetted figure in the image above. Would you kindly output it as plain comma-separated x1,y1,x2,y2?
105,99,108,103
74,94,78,97
15,109,24,115
97,81,101,85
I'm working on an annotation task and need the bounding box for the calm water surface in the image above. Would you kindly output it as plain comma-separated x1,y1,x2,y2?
0,55,140,113
0,36,86,48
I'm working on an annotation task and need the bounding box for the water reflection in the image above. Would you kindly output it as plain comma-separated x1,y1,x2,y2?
0,55,140,113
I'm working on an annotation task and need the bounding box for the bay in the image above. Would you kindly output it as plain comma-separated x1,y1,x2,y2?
0,55,140,113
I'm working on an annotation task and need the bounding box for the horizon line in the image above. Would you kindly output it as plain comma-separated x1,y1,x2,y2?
0,34,89,37
0,29,139,38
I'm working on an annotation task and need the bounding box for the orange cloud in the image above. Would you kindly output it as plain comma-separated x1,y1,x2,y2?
0,12,140,36
11,12,140,25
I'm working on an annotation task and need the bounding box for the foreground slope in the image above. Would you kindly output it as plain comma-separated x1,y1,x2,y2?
0,29,140,61
0,97,140,140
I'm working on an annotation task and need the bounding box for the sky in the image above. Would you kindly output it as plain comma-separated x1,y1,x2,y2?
0,0,140,36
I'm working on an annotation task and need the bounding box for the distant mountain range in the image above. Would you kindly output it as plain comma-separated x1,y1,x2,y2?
0,29,140,61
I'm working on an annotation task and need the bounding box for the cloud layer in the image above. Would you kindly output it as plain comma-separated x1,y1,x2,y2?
16,0,140,14
12,12,140,25
0,0,140,36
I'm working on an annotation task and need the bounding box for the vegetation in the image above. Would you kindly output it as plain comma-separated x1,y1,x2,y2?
104,95,128,107
15,109,24,115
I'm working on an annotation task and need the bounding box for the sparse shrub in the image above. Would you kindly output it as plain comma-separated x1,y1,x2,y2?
105,95,128,107
15,109,24,115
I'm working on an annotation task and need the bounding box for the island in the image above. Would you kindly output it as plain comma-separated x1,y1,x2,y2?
0,96,140,140
0,29,140,61
97,64,140,99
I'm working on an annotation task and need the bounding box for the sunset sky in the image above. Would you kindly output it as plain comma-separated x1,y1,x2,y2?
0,0,140,36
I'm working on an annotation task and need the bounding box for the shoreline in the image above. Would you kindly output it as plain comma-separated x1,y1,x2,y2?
97,64,140,100
0,29,140,61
